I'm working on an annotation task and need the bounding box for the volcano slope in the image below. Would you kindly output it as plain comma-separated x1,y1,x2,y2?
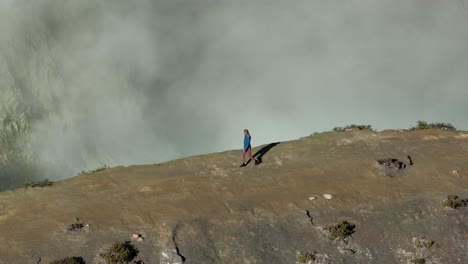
0,129,467,264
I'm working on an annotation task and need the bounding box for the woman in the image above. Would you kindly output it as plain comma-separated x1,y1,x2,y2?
240,129,259,167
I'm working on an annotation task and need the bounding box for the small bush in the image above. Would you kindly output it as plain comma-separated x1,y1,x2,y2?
414,237,435,249
49,257,86,264
333,124,374,132
298,251,316,263
24,179,54,188
442,195,467,209
79,165,109,175
411,258,426,264
409,121,456,131
325,220,356,241
100,241,139,264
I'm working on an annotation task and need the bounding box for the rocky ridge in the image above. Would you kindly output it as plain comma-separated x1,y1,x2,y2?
0,129,467,263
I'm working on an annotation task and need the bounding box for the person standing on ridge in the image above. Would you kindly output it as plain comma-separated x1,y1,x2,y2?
240,129,259,167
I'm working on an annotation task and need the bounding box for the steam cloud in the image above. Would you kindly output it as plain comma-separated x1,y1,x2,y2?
0,0,467,180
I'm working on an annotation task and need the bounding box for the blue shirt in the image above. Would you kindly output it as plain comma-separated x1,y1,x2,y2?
244,135,251,150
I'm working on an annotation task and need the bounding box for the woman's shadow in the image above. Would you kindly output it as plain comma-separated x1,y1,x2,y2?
246,142,280,165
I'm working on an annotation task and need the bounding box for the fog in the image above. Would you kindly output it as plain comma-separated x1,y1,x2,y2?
0,0,467,179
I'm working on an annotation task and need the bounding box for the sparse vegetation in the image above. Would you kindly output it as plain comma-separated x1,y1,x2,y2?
79,165,110,175
411,257,426,264
100,241,139,264
49,257,86,264
298,251,316,263
24,179,53,188
325,220,356,241
414,237,436,249
409,120,456,131
442,195,467,209
333,124,374,132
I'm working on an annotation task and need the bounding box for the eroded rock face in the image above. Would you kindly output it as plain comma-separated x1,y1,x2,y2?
160,249,184,264
0,76,36,189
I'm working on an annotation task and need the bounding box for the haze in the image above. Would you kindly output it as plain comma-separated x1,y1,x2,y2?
0,0,467,179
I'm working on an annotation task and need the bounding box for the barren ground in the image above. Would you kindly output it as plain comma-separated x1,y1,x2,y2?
0,129,467,263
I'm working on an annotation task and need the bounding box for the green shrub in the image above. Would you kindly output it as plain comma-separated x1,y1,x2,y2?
100,241,139,264
24,179,53,188
49,257,86,264
79,165,109,175
442,195,467,209
325,220,356,241
414,237,435,249
333,124,374,132
409,121,456,131
297,251,316,263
